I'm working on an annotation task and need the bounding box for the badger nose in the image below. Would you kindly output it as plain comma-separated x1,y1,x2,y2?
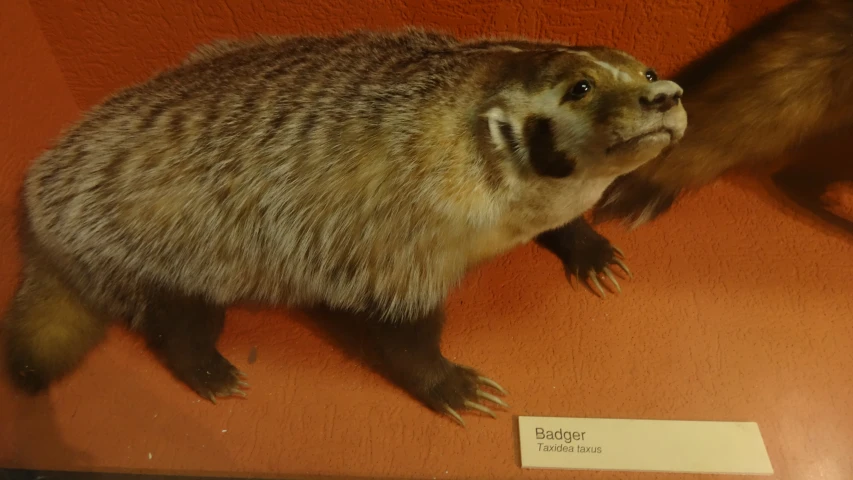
640,80,683,112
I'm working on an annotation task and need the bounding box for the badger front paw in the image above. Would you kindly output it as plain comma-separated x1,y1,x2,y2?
536,217,632,298
567,237,632,298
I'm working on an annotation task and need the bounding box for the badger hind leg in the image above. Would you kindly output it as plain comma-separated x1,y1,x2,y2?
365,308,508,426
3,253,109,394
139,288,247,403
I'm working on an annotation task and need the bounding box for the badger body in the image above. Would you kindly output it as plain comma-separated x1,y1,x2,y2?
4,29,686,424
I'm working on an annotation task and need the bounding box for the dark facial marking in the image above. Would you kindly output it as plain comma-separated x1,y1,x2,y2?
524,116,576,178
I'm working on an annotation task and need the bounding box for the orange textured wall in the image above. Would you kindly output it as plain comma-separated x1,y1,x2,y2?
0,0,79,210
31,0,790,110
0,0,79,463
0,0,80,308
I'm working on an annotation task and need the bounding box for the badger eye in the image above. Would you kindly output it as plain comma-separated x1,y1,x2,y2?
566,79,592,101
645,69,658,82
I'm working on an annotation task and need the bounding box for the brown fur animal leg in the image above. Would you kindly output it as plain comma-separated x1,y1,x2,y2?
140,290,246,403
3,254,109,394
536,217,632,297
592,173,679,227
366,309,508,426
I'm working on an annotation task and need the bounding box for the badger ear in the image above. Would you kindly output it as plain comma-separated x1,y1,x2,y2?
523,116,576,178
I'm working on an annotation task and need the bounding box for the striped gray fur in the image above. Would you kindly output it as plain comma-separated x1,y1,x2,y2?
22,29,686,325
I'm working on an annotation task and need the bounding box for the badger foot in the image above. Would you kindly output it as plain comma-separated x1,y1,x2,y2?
183,352,250,404
140,289,248,403
366,308,509,426
427,363,509,427
536,217,632,298
575,244,632,298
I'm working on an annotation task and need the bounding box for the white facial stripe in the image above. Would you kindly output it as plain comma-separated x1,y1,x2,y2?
483,108,508,151
572,51,634,83
595,60,634,83
531,82,569,109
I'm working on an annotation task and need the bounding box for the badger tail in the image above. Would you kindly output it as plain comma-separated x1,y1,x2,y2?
3,249,108,394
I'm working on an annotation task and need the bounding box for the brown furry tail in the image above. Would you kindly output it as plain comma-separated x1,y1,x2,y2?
3,253,108,394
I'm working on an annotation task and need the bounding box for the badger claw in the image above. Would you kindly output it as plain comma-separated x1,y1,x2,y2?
603,267,621,293
477,375,508,395
464,400,496,418
476,389,509,408
588,270,607,297
613,258,633,279
444,405,465,427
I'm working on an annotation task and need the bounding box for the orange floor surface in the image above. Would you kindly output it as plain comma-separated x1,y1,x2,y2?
2,0,852,479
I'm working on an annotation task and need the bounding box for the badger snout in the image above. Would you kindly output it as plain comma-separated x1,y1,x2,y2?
640,80,683,113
